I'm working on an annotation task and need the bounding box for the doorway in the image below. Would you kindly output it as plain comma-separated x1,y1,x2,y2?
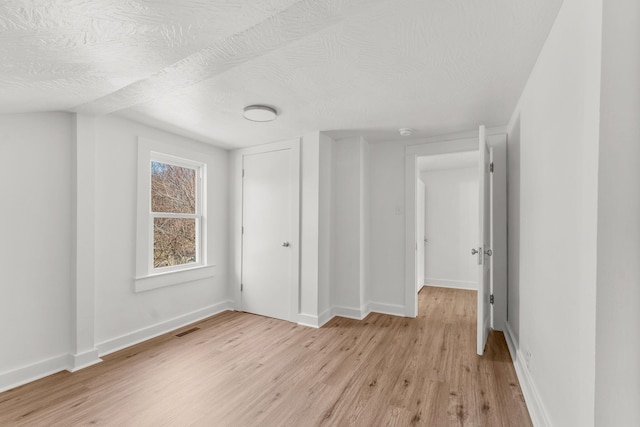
404,129,507,355
417,152,479,293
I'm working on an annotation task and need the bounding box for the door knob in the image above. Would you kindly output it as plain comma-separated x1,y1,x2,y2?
484,249,493,256
282,241,290,247
471,248,479,255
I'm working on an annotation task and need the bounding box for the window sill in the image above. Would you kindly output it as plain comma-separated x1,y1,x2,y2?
134,265,216,292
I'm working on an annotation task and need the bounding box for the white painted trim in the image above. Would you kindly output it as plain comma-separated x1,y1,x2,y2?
330,303,407,320
503,321,518,360
134,265,216,292
367,302,406,317
424,278,478,291
332,305,369,320
504,322,552,427
135,137,213,291
68,349,102,372
298,309,336,328
0,354,71,394
96,300,234,356
489,136,508,332
297,313,320,328
318,308,333,327
71,113,99,367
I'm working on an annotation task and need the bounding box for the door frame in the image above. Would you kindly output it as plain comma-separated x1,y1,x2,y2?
405,137,477,317
404,130,507,322
231,138,301,322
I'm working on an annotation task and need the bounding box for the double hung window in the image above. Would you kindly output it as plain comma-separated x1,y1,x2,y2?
135,138,213,292
150,155,202,271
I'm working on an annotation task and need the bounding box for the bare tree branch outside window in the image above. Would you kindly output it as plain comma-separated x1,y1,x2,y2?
151,161,197,268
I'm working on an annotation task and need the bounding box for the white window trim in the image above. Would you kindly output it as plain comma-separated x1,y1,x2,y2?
135,137,215,292
149,152,203,274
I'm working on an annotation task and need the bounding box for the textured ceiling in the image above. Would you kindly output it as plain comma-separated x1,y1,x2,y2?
0,0,563,147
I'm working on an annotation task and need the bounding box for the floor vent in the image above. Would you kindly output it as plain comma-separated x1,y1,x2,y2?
175,327,200,337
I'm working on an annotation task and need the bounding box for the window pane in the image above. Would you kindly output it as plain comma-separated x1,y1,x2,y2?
151,161,196,214
153,218,196,268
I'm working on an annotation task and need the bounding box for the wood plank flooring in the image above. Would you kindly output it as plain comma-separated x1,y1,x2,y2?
0,287,532,426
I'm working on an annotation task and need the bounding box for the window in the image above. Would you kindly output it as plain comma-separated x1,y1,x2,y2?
150,157,201,271
135,138,214,292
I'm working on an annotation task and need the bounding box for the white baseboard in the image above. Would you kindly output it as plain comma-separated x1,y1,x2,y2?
368,302,405,317
504,322,552,427
96,300,234,357
68,349,102,372
0,354,70,394
318,308,333,327
297,308,336,328
300,306,369,328
331,303,406,321
298,313,320,328
424,278,477,291
332,305,369,320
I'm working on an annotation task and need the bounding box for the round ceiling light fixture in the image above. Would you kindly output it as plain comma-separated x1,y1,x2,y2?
399,128,413,137
243,105,278,122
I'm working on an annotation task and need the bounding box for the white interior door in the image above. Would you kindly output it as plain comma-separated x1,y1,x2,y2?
242,149,293,321
477,125,492,355
416,179,426,292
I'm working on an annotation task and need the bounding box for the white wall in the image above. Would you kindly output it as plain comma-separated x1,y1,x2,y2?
300,133,321,321
507,117,521,343
505,0,602,424
318,133,333,320
360,140,370,310
420,167,478,290
368,131,502,312
594,0,640,424
0,113,73,387
299,131,333,326
368,140,406,307
93,115,230,352
331,137,368,315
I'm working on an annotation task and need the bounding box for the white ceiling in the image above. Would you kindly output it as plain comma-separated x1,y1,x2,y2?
0,0,563,148
418,151,479,172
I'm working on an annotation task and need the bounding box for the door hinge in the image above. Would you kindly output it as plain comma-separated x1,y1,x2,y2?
490,162,494,173
490,294,494,304
242,226,244,234
242,169,245,177
241,283,243,292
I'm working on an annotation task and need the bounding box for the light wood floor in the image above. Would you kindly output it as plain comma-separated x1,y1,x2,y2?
0,287,531,426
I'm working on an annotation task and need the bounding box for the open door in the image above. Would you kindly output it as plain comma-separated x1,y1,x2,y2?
416,179,426,293
476,125,491,355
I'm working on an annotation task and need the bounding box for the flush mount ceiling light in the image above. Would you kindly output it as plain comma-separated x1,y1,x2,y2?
243,105,278,122
399,128,413,136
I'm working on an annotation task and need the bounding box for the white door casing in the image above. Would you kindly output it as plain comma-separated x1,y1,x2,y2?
477,125,492,355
